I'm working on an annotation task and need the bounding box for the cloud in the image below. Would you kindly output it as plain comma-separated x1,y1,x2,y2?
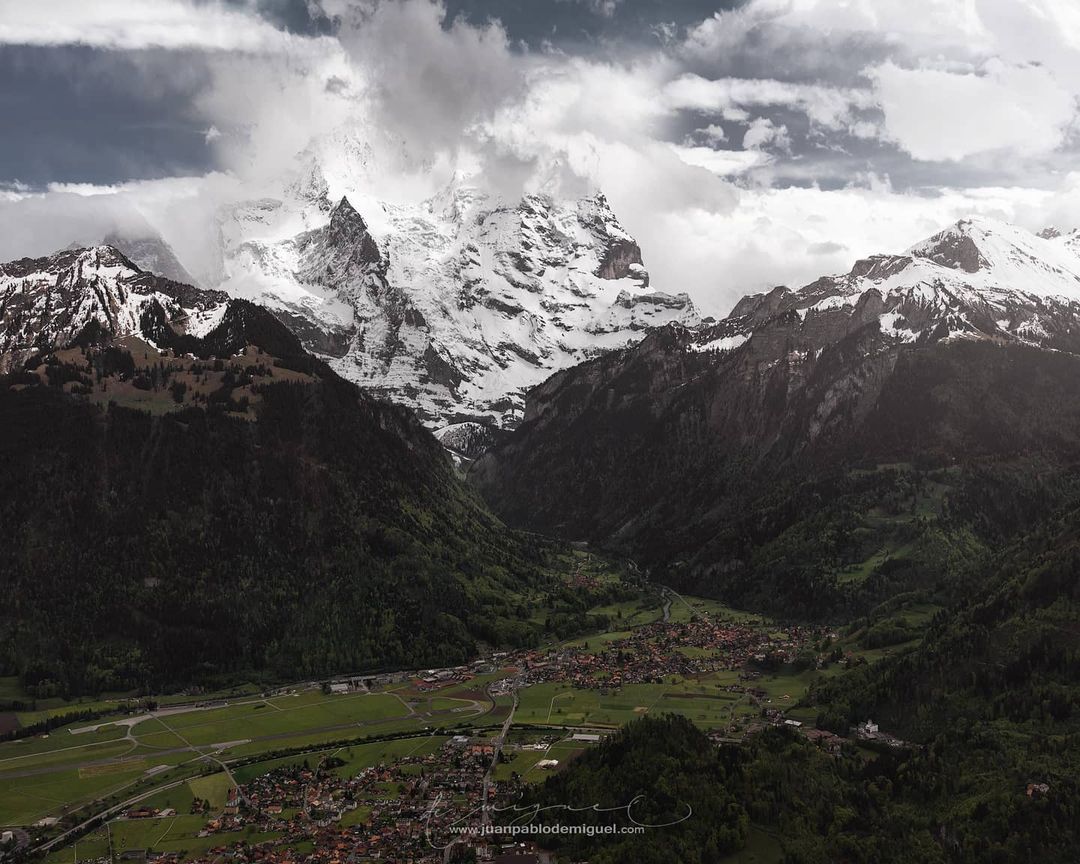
668,144,769,177
742,117,791,153
0,0,328,52
192,41,361,186
335,1,523,163
0,174,240,281
555,0,623,18
688,123,727,144
679,0,988,83
868,59,1077,162
663,74,876,132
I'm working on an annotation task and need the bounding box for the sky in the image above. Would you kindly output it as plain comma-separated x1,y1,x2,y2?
1,0,1079,315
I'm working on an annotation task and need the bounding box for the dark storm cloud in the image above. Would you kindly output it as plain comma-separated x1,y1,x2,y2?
442,0,737,49
0,45,215,186
214,0,337,35
0,0,340,186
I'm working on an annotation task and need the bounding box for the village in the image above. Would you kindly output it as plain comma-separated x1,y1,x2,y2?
114,736,559,864
54,607,892,864
502,616,826,692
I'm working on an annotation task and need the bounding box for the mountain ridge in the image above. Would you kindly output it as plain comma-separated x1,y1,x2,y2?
0,244,230,373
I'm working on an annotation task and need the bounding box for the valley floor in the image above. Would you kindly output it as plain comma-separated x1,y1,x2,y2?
2,586,936,864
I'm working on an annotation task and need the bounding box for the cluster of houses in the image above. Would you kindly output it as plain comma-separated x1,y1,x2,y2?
497,617,824,695
168,734,550,864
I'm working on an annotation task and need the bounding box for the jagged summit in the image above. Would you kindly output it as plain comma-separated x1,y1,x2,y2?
218,163,699,429
325,196,381,265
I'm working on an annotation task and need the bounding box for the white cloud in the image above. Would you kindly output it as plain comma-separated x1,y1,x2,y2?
336,1,523,163
194,43,363,186
688,124,728,145
0,0,325,52
680,0,990,75
869,59,1077,161
669,145,769,177
663,74,876,132
742,117,791,153
0,175,240,283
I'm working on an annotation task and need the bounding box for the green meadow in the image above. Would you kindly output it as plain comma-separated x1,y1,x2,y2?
0,686,489,828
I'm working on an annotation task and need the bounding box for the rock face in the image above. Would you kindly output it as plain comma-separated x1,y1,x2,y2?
433,421,508,466
103,232,200,286
0,245,228,372
470,217,1080,613
218,162,699,432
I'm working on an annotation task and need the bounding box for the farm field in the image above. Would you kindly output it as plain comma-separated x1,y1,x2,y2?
0,686,490,829
513,670,813,732
38,735,454,864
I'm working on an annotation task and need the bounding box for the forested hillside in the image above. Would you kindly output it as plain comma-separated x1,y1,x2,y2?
522,714,1080,863
0,307,615,697
475,334,1080,621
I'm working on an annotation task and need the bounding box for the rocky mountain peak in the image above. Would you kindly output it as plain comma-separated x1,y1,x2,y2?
325,196,384,271
684,216,1080,372
298,196,388,288
909,220,989,273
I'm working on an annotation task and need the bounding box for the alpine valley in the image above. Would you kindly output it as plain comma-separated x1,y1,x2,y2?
4,201,1080,863
8,1,1080,861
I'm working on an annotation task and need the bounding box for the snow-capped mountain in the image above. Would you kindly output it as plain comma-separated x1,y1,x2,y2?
0,245,227,371
692,217,1080,359
217,156,698,430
